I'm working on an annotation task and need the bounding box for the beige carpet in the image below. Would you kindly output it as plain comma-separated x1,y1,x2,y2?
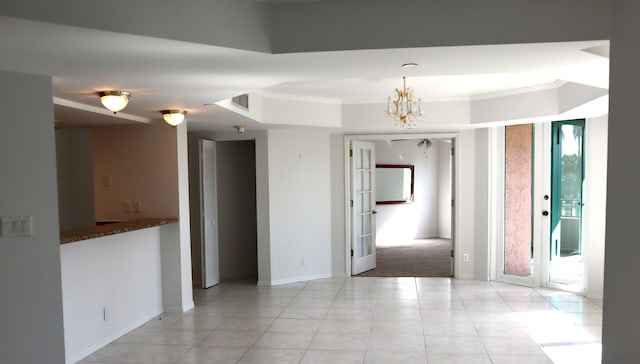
356,238,453,277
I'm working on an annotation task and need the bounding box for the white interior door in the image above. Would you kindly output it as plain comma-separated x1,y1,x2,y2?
351,141,377,275
200,139,220,288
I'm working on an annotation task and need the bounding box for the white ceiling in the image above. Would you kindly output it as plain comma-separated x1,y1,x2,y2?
0,15,609,132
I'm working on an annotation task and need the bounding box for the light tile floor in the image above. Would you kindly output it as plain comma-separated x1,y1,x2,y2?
80,277,602,364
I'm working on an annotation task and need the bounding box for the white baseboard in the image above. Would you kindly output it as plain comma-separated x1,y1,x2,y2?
67,307,163,364
164,300,195,313
456,273,474,280
260,273,333,286
587,290,603,300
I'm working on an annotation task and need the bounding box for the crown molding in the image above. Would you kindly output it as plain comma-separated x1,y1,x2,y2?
470,80,567,101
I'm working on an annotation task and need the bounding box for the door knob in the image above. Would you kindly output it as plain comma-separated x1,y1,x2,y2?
542,210,549,216
372,210,378,215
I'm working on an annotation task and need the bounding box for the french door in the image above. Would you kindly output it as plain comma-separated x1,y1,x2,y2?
496,120,585,291
548,120,585,290
350,141,377,275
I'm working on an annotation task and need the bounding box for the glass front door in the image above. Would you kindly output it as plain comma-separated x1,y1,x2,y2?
549,120,585,289
503,124,535,282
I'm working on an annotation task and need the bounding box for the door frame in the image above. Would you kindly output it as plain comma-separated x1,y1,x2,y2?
343,133,459,277
199,139,220,288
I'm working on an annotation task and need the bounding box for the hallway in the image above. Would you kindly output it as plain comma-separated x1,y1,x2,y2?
80,277,602,363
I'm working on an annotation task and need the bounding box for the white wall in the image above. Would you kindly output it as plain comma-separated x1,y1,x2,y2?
373,139,440,242
217,140,258,281
455,130,477,279
92,121,179,221
267,129,332,284
175,122,194,311
341,101,471,133
473,128,490,280
0,71,66,364
330,133,346,276
56,128,95,231
60,227,164,363
583,116,608,299
437,140,452,238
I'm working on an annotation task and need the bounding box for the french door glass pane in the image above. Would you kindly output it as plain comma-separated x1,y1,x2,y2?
363,149,370,169
363,235,371,256
504,124,534,277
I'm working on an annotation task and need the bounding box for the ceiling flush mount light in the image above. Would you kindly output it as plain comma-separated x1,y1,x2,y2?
386,76,424,129
233,125,246,134
98,91,131,114
160,109,187,126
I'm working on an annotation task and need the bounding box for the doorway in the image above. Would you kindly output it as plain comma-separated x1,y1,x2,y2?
345,134,456,278
496,120,586,292
190,138,259,287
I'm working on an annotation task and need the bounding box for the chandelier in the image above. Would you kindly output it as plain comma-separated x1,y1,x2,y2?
386,76,424,128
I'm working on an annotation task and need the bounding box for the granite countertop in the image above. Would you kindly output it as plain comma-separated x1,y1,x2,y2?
60,217,178,244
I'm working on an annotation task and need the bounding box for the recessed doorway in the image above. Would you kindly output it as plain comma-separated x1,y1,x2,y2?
189,138,258,287
345,134,456,278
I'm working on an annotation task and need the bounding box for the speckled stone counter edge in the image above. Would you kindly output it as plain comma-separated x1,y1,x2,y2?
60,218,178,244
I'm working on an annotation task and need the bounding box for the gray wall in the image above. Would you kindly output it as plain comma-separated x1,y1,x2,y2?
0,0,271,52
603,0,640,361
270,0,610,53
217,140,258,281
0,71,65,363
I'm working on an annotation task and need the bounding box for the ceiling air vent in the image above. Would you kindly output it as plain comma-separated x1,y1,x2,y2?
231,94,249,110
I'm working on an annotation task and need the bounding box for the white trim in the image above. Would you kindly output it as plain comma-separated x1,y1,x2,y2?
471,80,567,101
344,132,458,141
53,97,151,123
259,273,334,286
343,137,352,276
256,91,343,105
341,96,470,104
487,126,501,282
456,274,475,280
66,308,163,364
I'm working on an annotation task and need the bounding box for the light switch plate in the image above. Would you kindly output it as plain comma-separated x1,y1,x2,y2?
1,217,33,237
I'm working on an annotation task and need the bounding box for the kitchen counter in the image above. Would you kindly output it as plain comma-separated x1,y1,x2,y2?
60,217,178,244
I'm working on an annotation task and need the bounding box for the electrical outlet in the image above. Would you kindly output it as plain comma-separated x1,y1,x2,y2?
132,200,141,214
463,253,469,262
123,200,131,213
102,175,112,187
